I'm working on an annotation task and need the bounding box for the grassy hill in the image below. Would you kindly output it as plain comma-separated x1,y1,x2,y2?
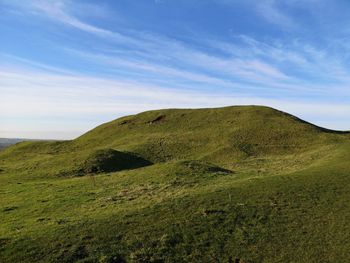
0,106,349,262
0,138,47,151
0,138,30,151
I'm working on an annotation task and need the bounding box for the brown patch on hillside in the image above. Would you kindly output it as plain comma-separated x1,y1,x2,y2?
149,115,166,124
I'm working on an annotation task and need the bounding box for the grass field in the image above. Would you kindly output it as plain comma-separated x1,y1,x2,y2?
1,106,349,262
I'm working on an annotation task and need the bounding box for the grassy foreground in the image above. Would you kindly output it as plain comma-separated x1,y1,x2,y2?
0,106,349,262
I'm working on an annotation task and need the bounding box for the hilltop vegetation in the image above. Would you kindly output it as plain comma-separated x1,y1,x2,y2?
0,106,349,262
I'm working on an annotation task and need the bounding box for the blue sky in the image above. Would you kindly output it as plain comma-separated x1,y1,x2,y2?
1,0,350,139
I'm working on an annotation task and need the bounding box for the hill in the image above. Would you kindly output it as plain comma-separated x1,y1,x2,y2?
0,138,28,150
0,138,46,151
0,106,349,262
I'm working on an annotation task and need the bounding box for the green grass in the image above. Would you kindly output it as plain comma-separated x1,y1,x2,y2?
0,105,349,262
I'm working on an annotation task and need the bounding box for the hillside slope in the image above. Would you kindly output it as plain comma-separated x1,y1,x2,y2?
0,106,350,262
0,138,30,151
0,106,347,177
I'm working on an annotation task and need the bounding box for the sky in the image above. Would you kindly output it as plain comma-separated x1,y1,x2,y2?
1,0,350,139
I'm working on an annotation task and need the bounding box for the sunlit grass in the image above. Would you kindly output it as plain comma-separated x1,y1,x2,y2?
1,106,349,262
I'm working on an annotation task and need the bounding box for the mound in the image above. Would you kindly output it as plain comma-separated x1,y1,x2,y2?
76,106,347,165
81,148,152,174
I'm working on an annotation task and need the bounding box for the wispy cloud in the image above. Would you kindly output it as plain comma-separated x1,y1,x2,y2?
1,0,350,138
255,0,297,29
3,0,134,43
5,0,340,94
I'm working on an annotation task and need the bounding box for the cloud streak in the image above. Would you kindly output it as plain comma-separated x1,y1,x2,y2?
1,0,350,138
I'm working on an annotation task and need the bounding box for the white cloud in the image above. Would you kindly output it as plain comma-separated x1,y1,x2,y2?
8,0,349,95
3,0,134,43
256,0,297,29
